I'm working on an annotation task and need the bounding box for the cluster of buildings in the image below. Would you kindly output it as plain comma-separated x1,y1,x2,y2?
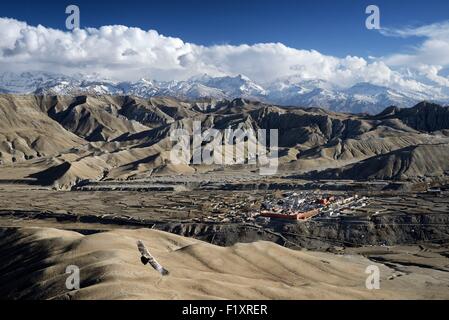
259,192,368,222
190,191,369,224
193,198,260,224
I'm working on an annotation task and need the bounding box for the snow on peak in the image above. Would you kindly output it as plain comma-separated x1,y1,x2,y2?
1,71,448,114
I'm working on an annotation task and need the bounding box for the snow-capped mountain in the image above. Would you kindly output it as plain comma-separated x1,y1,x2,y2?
1,71,448,114
265,79,440,113
191,74,267,98
0,72,77,94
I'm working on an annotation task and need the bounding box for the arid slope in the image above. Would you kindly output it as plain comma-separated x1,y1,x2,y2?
1,227,448,300
1,95,449,188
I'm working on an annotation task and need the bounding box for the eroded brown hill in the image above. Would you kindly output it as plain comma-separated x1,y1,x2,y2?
1,94,448,188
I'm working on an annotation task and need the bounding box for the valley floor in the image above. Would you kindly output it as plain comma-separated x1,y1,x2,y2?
0,182,448,299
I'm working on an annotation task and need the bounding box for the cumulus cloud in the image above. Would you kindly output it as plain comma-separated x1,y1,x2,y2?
1,17,449,92
381,21,449,87
383,23,449,67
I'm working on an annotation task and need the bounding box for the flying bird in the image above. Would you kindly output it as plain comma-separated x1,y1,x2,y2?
137,240,169,276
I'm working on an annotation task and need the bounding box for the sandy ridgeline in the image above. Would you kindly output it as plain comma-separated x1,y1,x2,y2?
0,227,448,300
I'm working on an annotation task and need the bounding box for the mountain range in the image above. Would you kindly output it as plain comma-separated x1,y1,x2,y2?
1,93,449,190
1,72,448,114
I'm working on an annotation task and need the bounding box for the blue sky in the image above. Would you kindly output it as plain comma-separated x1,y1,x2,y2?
1,0,449,57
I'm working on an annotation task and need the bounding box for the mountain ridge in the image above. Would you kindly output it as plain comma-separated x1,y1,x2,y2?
1,94,449,189
2,72,448,114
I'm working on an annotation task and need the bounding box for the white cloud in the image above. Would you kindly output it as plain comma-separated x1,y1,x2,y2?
1,17,449,94
381,21,449,87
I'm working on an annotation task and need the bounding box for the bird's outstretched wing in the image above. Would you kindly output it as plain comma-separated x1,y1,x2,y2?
137,240,169,276
137,240,151,257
